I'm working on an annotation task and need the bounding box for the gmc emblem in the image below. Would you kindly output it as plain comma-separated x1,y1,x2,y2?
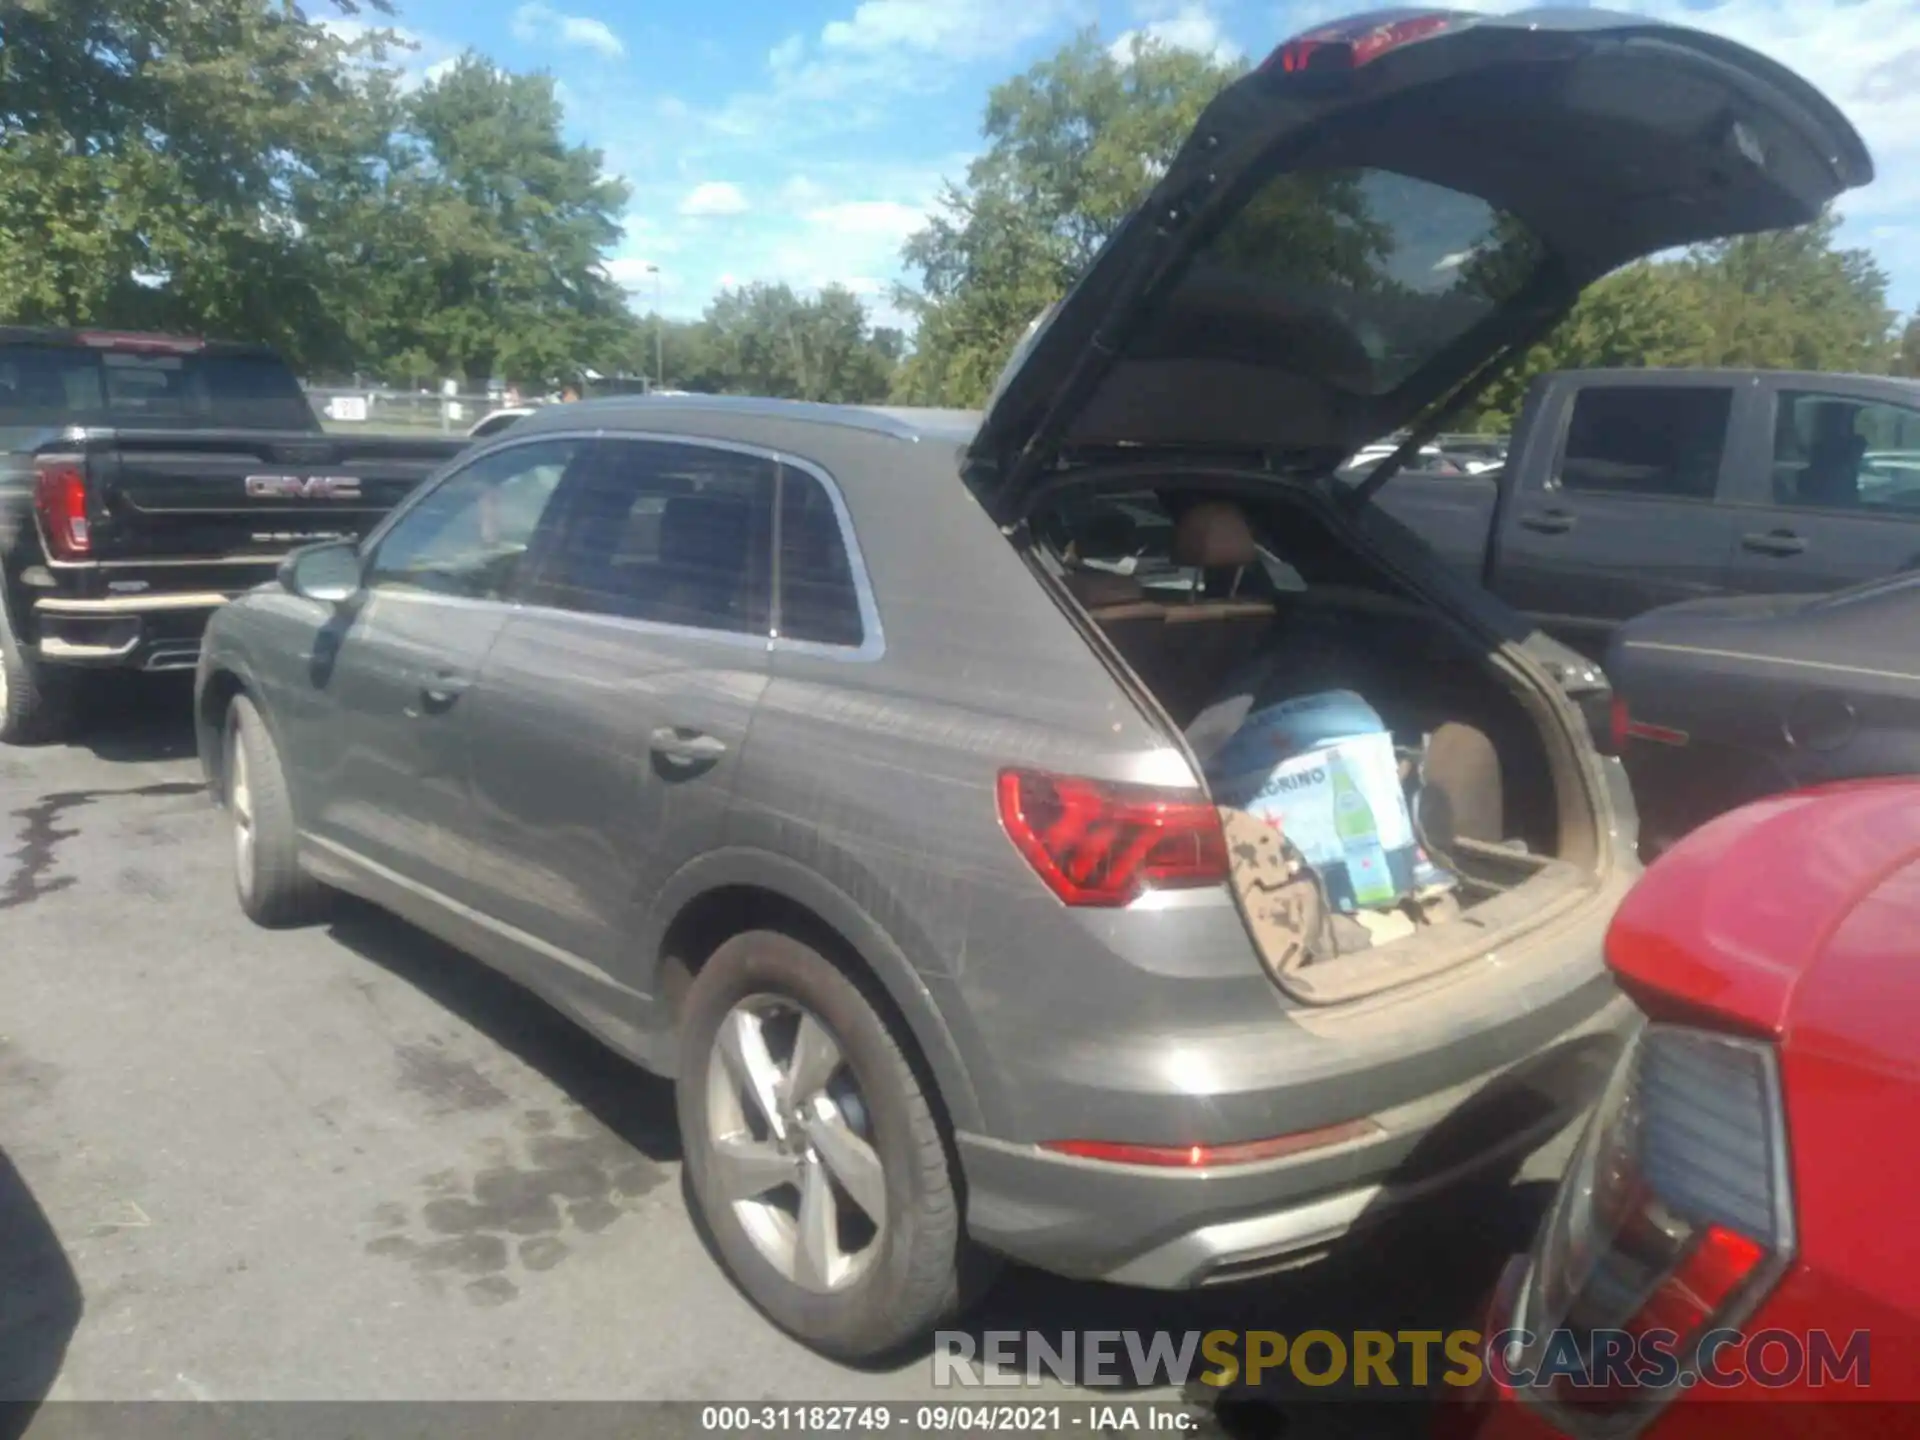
245,474,363,500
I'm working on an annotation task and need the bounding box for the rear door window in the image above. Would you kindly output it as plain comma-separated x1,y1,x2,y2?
1556,386,1733,500
1772,390,1920,512
522,439,775,636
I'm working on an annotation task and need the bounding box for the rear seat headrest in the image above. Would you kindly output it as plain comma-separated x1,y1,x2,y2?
1172,500,1258,569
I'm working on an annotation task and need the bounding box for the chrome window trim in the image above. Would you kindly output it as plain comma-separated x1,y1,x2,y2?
353,426,886,662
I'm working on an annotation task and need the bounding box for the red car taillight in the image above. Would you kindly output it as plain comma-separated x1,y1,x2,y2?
1262,8,1469,72
997,768,1228,907
1514,1024,1794,1427
33,459,91,559
1610,696,1689,753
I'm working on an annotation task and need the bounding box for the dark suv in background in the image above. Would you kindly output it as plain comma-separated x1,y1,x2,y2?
193,8,1866,1359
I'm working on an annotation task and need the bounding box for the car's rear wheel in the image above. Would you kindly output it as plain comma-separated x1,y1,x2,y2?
0,590,75,746
677,929,977,1361
225,694,327,927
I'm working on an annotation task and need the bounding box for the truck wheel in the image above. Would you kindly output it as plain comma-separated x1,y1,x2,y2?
225,694,327,927
678,930,983,1361
0,592,74,746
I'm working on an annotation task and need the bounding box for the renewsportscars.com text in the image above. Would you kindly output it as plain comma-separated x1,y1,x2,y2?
933,1328,1871,1392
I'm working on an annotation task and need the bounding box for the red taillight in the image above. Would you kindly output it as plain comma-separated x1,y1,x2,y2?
76,330,204,354
1518,1026,1793,1424
1612,695,1689,751
996,767,1228,907
33,460,91,559
1044,1118,1382,1169
1263,8,1467,73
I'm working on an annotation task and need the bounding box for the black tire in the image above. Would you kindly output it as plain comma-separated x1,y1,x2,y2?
0,588,75,746
677,929,983,1361
224,693,327,927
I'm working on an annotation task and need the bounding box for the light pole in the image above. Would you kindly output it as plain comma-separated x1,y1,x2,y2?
647,264,663,391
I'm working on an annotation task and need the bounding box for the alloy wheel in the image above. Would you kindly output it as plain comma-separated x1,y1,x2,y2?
704,995,887,1294
230,736,255,899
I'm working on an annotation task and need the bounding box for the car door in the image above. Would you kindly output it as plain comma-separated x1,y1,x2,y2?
1722,381,1920,595
297,437,585,902
1488,380,1750,649
455,435,777,1010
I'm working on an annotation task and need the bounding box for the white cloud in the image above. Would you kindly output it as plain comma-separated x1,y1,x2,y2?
510,3,626,59
805,200,930,241
782,175,829,206
820,0,1084,60
602,256,665,288
680,181,751,217
1109,1,1240,63
769,34,807,71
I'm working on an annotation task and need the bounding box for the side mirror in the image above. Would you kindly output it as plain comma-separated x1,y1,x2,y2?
278,539,363,605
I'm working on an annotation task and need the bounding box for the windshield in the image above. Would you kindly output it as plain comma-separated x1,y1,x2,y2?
1170,167,1546,398
0,345,317,430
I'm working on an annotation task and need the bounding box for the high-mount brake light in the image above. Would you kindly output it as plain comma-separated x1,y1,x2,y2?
33,459,91,560
76,331,205,354
997,768,1228,907
1262,8,1468,73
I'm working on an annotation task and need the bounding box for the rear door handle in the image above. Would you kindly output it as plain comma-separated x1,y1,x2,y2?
650,727,728,764
1519,509,1576,535
416,672,473,713
1742,530,1807,557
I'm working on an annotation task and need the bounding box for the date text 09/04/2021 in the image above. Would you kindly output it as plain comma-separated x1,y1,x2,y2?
699,1405,1201,1433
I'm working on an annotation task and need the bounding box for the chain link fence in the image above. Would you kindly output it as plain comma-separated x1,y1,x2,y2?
304,385,554,435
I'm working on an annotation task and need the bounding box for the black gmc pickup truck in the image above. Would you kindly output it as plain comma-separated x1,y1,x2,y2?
0,328,468,743
1371,367,1920,655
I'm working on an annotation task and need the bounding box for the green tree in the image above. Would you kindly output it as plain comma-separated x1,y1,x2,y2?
1467,211,1897,429
892,30,1242,406
1894,310,1920,379
346,56,632,389
685,282,900,402
1686,211,1894,374
0,0,396,368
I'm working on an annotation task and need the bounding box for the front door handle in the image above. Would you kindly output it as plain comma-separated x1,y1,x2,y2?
1742,529,1807,557
1519,509,1576,535
650,727,728,764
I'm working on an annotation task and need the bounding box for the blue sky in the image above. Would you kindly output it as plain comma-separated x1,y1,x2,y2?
358,0,1920,327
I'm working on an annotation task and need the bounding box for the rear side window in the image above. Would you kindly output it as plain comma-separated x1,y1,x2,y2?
1556,387,1732,500
0,345,315,429
524,439,775,635
1773,390,1920,512
777,470,865,648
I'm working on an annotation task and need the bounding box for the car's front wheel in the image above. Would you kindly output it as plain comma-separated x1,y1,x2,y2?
677,929,979,1361
225,693,327,927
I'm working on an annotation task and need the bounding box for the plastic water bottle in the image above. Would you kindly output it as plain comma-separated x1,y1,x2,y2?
1331,750,1396,907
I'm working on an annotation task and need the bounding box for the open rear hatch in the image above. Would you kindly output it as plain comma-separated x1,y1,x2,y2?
973,6,1869,1000
965,5,1871,513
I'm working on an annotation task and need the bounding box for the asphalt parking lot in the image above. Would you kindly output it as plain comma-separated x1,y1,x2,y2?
1,676,1577,1434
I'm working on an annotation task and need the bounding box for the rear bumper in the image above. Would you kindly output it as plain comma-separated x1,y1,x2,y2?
31,591,230,671
959,986,1636,1286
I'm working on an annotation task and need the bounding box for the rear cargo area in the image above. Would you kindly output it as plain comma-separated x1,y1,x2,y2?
1033,483,1606,1002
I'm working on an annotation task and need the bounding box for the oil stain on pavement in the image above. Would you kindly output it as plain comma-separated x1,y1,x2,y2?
1,781,204,911
366,1106,667,1307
